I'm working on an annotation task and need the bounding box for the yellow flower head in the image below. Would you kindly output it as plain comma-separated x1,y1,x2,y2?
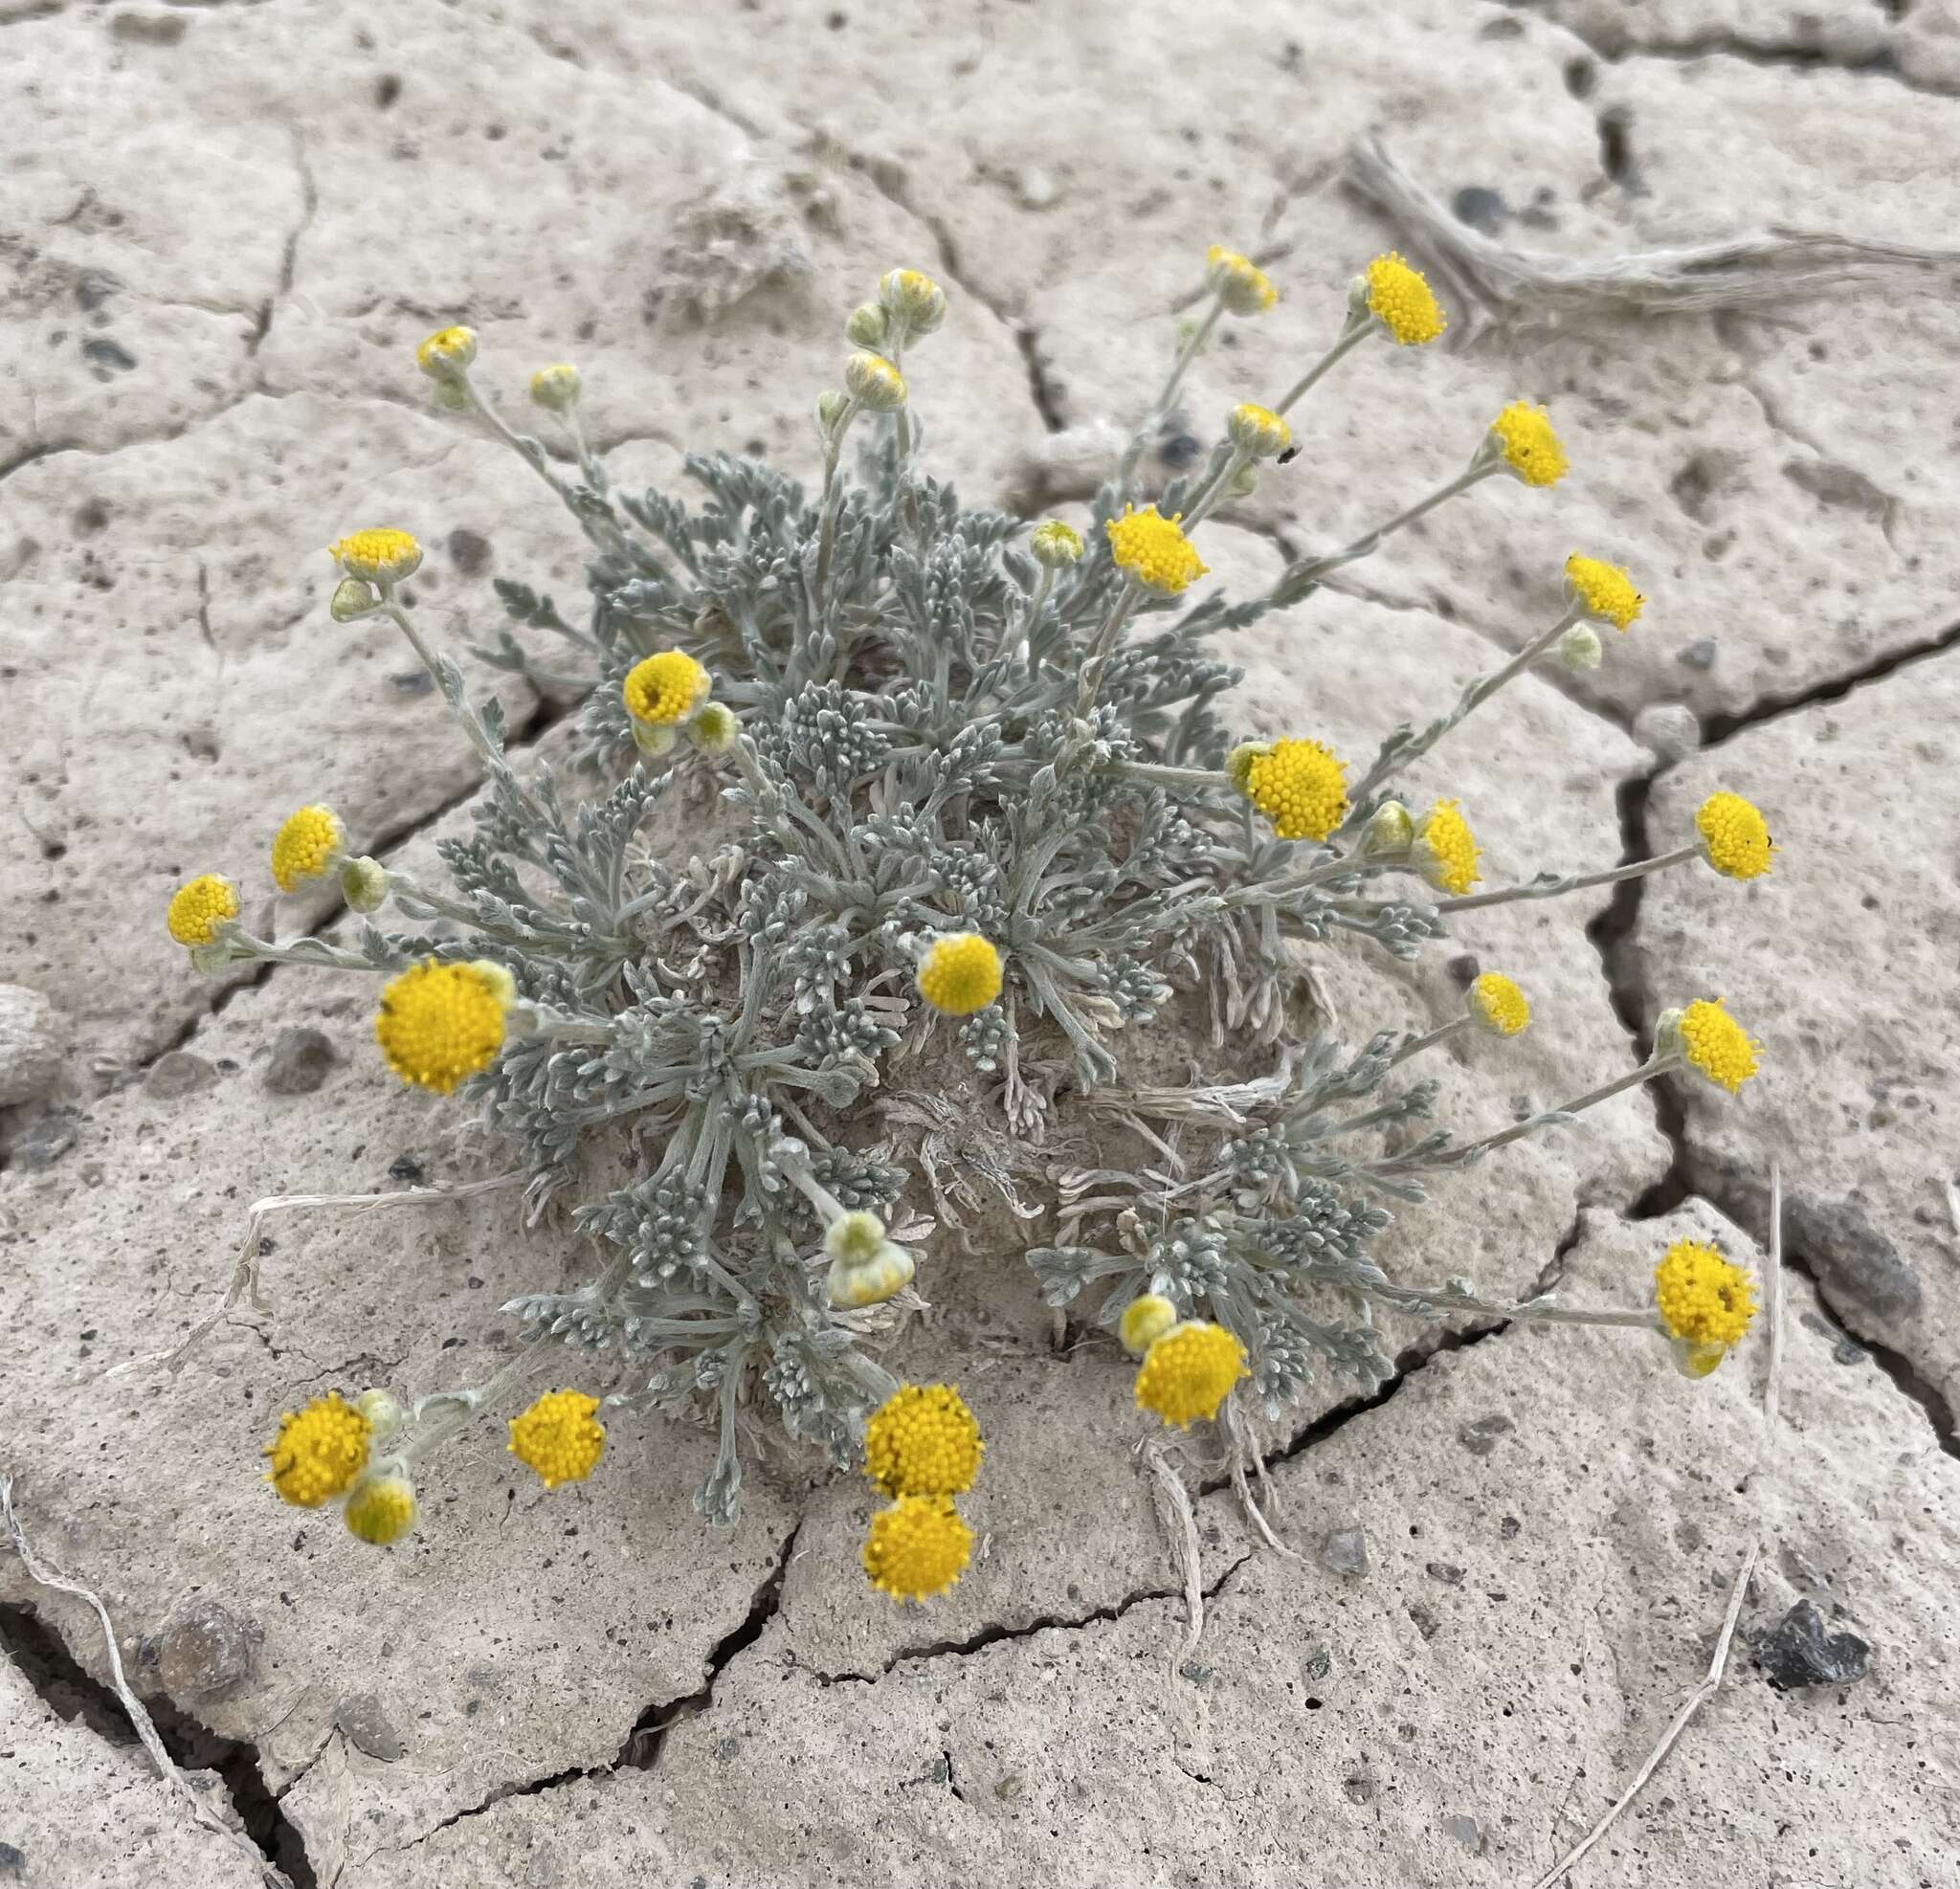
1105,505,1209,595
344,1471,417,1545
1655,1238,1756,1351
1364,251,1446,346
508,1389,606,1490
844,349,908,412
374,958,512,1094
1134,1320,1248,1429
1490,402,1569,488
917,933,1004,1016
1205,244,1279,316
166,873,239,947
1227,402,1292,460
270,804,346,893
264,1393,372,1509
862,1495,973,1602
1031,519,1085,568
1565,554,1644,630
415,324,477,379
1468,972,1530,1038
1695,791,1775,880
622,650,712,726
1677,997,1761,1095
529,363,581,411
863,1384,984,1500
1412,798,1481,896
1241,738,1348,842
328,529,423,586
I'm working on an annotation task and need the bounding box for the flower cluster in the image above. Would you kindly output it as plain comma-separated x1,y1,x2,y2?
170,246,1787,1605
860,1385,984,1601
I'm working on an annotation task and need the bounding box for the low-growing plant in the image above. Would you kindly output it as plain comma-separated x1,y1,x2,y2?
171,249,1774,1601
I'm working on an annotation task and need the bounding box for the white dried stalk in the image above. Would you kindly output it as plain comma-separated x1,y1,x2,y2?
1346,136,1960,327
1531,1541,1759,1889
1,1478,292,1889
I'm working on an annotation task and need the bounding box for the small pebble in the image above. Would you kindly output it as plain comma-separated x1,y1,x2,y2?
1754,1598,1872,1691
146,1051,215,1099
1321,1528,1368,1576
1676,636,1718,671
263,1026,339,1096
1632,701,1701,762
0,984,68,1107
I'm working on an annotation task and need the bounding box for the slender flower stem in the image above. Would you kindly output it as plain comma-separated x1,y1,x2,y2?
1074,574,1146,716
1356,1274,1660,1330
1437,844,1702,915
1273,314,1373,417
813,400,861,603
1178,445,1251,531
226,931,378,972
1287,463,1498,587
1116,294,1225,498
396,1334,564,1469
1445,1055,1683,1163
1387,1014,1469,1069
1340,607,1584,821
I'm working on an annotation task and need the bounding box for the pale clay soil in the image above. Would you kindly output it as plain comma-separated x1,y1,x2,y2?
1,2,1956,1885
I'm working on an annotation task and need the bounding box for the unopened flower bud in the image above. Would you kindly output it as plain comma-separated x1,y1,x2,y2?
415,324,477,382
815,389,851,436
828,1240,915,1308
825,1210,888,1265
340,856,391,914
685,700,739,754
528,363,581,412
330,577,381,623
1030,520,1084,568
1226,402,1291,460
1559,623,1604,672
878,268,947,337
844,350,907,412
1204,245,1278,317
844,302,890,348
353,1389,406,1438
1119,1293,1178,1358
1357,799,1414,857
344,1469,417,1545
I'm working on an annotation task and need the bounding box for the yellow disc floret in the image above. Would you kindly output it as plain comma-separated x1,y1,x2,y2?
916,933,1004,1016
270,805,346,893
1205,244,1279,316
1677,997,1761,1095
166,873,239,947
862,1384,984,1500
1490,402,1569,487
622,650,712,726
1364,251,1446,346
264,1393,372,1509
1655,1239,1757,1349
1134,1320,1248,1429
1565,554,1644,631
374,958,512,1094
1105,505,1209,595
328,528,423,585
861,1495,973,1602
507,1389,606,1490
1241,738,1348,842
415,324,477,379
1469,972,1530,1037
1412,798,1481,896
344,1471,417,1545
1695,791,1775,880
